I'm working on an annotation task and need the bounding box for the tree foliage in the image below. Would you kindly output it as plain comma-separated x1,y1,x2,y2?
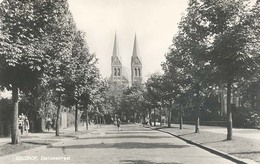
161,0,259,139
0,0,102,142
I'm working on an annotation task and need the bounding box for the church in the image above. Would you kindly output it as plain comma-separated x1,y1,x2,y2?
109,33,142,91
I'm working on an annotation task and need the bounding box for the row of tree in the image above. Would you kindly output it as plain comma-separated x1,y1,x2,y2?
163,0,259,140
0,0,259,144
111,0,260,141
0,0,108,144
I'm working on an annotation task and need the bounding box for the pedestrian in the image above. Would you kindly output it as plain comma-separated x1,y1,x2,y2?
45,115,52,132
24,117,30,135
21,113,25,120
18,115,24,135
117,118,122,132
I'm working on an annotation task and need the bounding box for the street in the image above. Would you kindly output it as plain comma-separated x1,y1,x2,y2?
0,124,235,164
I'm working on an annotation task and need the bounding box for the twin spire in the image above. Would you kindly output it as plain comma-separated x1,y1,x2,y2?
111,32,142,85
112,33,140,60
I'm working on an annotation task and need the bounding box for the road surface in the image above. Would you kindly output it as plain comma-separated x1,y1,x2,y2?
0,124,235,164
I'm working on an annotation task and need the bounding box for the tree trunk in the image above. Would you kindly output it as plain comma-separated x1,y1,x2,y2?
220,83,226,116
195,104,200,133
75,102,78,132
195,86,200,133
99,115,102,127
179,105,183,130
35,116,43,132
227,81,233,140
149,109,152,126
126,110,129,123
167,108,171,128
160,107,162,127
168,101,172,128
256,81,260,116
11,86,19,144
55,95,61,136
142,113,145,126
195,114,200,133
86,108,89,130
153,108,156,126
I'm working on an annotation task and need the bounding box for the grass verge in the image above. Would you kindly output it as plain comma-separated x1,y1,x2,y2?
0,140,58,157
159,127,260,163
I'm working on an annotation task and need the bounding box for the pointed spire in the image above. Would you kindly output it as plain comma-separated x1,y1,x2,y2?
132,33,138,57
112,32,118,57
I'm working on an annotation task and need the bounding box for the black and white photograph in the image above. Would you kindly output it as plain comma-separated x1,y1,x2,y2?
0,0,259,163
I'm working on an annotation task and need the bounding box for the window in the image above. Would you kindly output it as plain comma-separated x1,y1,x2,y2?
118,68,120,76
134,68,137,76
138,68,141,76
114,68,117,76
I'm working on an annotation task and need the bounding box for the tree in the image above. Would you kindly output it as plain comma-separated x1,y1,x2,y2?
119,83,146,123
90,76,108,126
250,0,260,116
163,0,259,139
0,0,80,140
63,30,98,132
0,0,48,144
38,0,77,136
197,0,259,140
145,73,165,126
163,5,209,132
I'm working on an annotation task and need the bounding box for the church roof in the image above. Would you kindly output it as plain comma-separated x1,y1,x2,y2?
112,33,122,62
122,66,130,81
132,33,142,63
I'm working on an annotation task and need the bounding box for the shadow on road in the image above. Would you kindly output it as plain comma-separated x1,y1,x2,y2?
77,135,173,140
200,139,227,145
105,132,157,135
49,142,191,149
230,151,260,155
120,159,182,164
178,133,195,137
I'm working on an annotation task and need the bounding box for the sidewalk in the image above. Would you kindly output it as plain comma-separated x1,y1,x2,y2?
149,124,260,164
0,123,98,142
0,124,98,157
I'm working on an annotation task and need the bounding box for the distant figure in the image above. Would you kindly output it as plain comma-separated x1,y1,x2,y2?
21,113,25,120
45,116,52,132
18,115,24,135
117,118,122,132
24,117,30,134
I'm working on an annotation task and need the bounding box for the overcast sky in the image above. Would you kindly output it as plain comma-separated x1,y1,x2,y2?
0,0,257,98
68,0,189,81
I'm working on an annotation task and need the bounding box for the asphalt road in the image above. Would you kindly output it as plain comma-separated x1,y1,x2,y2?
0,124,235,164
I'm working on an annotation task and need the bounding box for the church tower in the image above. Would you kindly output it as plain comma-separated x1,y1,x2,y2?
111,33,122,83
110,33,129,89
131,34,142,85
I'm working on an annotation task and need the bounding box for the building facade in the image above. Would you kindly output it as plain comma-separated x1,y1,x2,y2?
110,33,142,92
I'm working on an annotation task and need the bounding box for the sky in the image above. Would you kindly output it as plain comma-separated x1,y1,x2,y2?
67,0,189,81
0,0,257,98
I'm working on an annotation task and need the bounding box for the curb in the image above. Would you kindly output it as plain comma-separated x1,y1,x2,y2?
158,129,245,164
152,127,258,164
48,129,97,147
0,128,97,160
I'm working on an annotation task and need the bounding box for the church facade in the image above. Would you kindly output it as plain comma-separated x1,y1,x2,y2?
110,33,142,90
